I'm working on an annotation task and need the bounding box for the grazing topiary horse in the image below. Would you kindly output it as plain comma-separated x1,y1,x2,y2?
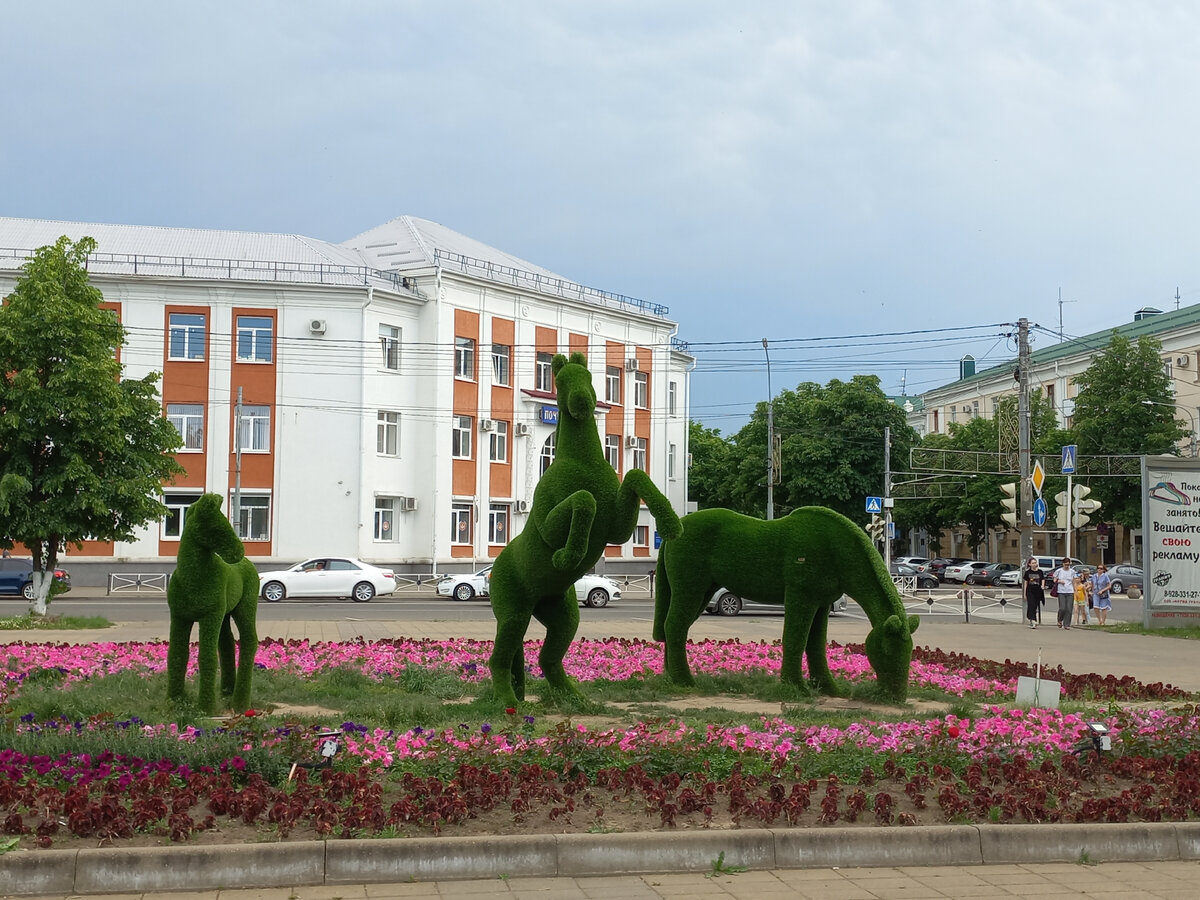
654,506,920,701
488,352,682,707
166,493,260,714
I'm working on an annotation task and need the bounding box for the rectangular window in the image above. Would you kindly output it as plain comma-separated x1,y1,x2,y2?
635,524,650,547
377,410,400,456
168,313,205,360
536,352,554,392
379,324,401,370
162,492,205,539
632,437,647,471
374,497,397,541
236,315,273,363
633,371,649,409
668,442,677,479
451,502,472,545
237,404,271,452
605,434,621,470
489,420,509,462
491,343,511,386
605,366,621,404
167,403,204,451
488,503,509,545
452,415,473,459
233,495,271,541
455,337,476,380
668,381,677,416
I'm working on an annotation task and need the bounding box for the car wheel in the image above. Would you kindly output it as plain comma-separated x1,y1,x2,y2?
715,592,742,616
1110,580,1124,594
262,581,286,603
454,583,475,602
585,587,610,608
21,582,36,601
964,575,977,585
352,581,376,603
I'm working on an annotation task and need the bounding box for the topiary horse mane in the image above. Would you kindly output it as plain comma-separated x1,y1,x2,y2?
166,493,260,714
487,351,682,706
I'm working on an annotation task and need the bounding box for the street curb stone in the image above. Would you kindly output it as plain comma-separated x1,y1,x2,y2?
6,823,1199,895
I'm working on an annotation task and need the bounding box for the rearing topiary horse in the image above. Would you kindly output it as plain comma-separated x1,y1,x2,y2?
166,493,260,714
488,351,682,706
654,506,919,701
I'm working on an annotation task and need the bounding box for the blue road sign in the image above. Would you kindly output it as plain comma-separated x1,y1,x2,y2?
887,521,895,539
654,531,661,549
1033,496,1047,526
865,496,883,514
1061,444,1077,474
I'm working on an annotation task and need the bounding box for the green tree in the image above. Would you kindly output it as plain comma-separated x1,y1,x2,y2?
1070,331,1185,528
686,419,734,509
0,236,184,614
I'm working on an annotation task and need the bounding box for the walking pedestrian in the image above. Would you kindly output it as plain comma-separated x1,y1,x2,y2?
1091,564,1113,626
1050,557,1077,629
1022,557,1045,628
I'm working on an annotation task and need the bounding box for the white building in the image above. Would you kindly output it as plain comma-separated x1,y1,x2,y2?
0,216,693,574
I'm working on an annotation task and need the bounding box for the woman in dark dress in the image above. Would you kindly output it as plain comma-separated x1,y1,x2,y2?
1022,557,1045,628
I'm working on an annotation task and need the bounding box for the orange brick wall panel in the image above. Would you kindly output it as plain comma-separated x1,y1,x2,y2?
452,458,476,496
451,543,474,559
227,309,277,557
604,545,622,557
455,309,481,382
73,540,115,557
454,378,478,417
490,460,512,498
633,546,651,558
536,326,557,355
568,332,588,358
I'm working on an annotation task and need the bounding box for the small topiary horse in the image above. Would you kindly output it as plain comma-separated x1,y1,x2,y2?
166,493,260,714
488,352,682,707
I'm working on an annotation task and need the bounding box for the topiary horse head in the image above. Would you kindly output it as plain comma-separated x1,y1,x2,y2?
166,493,260,714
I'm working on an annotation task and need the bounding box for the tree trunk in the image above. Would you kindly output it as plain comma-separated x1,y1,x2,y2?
28,571,52,616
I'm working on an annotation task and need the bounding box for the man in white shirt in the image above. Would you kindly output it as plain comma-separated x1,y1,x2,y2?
1050,558,1077,630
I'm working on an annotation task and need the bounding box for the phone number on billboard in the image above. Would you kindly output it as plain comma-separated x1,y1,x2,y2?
1161,590,1200,599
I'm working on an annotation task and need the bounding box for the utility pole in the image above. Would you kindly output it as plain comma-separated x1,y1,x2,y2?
1017,318,1032,564
883,425,892,570
763,338,774,520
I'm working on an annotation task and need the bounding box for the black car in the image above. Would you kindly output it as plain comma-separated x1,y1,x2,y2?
926,557,970,580
0,557,72,600
966,562,1019,585
890,563,939,590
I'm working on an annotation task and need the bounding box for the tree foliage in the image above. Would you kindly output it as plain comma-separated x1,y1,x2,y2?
686,420,734,510
0,236,184,613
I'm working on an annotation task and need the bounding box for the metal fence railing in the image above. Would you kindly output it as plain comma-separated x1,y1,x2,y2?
108,573,169,595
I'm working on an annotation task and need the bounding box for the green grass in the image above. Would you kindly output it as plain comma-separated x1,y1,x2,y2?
0,613,112,630
1106,622,1200,640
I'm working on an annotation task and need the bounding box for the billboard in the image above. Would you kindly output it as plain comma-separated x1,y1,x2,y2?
1142,455,1200,628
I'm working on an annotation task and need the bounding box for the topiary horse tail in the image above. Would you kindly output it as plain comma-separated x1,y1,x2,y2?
166,494,260,714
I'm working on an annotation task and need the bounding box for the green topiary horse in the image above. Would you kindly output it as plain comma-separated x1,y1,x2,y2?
488,352,682,707
653,506,919,701
166,493,260,714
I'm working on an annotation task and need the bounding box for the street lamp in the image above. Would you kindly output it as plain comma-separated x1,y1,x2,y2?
1141,399,1198,457
763,338,774,520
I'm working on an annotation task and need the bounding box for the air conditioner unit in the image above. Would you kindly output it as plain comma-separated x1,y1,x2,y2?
514,423,531,436
398,496,417,512
625,435,640,448
625,358,640,372
1176,355,1191,368
480,418,495,431
516,499,530,513
309,319,327,334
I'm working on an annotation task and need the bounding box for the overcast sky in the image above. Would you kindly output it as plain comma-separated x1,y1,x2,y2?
5,2,1199,430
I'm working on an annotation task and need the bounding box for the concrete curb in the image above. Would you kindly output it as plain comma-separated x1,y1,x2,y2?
4,822,1197,896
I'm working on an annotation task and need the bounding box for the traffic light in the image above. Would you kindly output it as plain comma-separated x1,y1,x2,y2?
999,482,1018,526
1055,502,1069,530
1072,484,1101,528
866,514,885,542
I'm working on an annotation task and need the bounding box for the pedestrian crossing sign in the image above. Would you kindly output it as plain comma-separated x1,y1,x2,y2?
865,496,883,514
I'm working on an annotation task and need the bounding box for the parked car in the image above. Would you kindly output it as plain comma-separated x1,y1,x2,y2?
1106,564,1143,594
890,563,939,590
966,562,1018,585
997,568,1022,587
435,565,622,608
893,556,930,569
997,558,1087,587
943,561,991,583
707,590,849,616
926,557,971,580
259,557,396,603
0,557,72,600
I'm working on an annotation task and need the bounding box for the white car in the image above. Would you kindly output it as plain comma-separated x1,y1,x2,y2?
435,565,622,608
942,561,990,583
259,557,397,603
997,569,1022,587
707,589,849,617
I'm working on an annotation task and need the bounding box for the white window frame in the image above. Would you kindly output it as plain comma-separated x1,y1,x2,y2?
451,502,473,545
374,497,398,542
489,420,509,463
605,434,621,470
605,366,621,404
167,403,204,452
668,380,677,416
631,436,647,472
634,524,650,547
237,405,271,453
377,410,400,457
168,313,205,361
233,494,271,542
452,415,473,459
536,352,554,392
379,324,401,371
488,503,509,545
491,343,511,386
455,337,476,380
633,371,649,409
162,492,205,540
668,442,677,479
236,315,273,363
540,433,556,476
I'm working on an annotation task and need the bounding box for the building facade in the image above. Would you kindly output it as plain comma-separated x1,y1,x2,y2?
0,216,693,574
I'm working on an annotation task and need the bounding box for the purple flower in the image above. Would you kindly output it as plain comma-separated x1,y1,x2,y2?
481,723,492,734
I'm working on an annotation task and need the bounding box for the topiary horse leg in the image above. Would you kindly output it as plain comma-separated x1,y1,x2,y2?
218,617,236,698
166,617,193,702
489,589,535,706
540,490,597,571
780,592,819,690
613,470,682,542
804,605,842,696
534,589,581,697
196,614,223,714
